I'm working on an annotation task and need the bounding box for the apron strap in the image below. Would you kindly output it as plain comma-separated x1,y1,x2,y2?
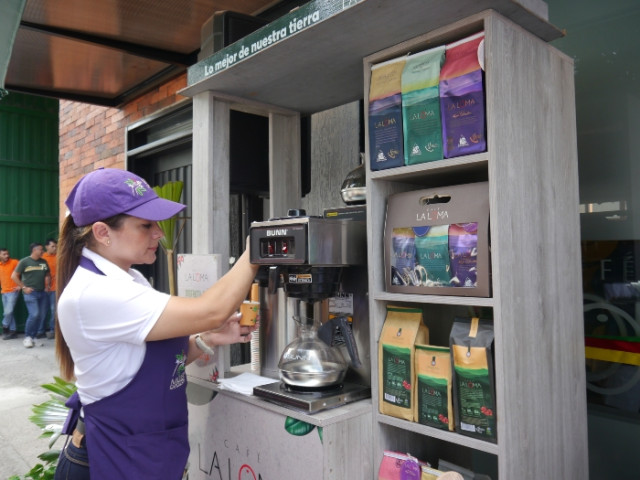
62,391,82,435
79,256,105,276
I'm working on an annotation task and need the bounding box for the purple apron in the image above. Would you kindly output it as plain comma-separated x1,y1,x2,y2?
63,256,190,479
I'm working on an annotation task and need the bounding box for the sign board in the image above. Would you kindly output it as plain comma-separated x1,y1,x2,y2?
177,253,221,298
187,0,363,86
178,254,225,382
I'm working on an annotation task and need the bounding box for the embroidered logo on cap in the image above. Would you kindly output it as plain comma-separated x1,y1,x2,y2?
125,178,148,196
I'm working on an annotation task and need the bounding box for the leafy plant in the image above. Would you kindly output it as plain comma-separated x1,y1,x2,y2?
7,377,76,480
152,181,186,295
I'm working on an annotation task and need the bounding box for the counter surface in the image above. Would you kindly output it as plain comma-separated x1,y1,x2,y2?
188,375,372,428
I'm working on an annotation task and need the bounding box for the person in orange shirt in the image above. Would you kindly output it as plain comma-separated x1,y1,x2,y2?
0,247,20,340
42,238,57,339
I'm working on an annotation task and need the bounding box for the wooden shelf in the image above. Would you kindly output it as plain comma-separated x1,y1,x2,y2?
370,152,488,181
373,292,494,308
377,413,500,455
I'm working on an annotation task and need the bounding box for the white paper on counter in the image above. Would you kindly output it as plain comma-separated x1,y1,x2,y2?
217,372,276,396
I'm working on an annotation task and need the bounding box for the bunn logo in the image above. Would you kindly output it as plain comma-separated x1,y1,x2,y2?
266,229,287,236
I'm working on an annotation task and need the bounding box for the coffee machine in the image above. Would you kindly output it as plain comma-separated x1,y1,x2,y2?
249,208,370,413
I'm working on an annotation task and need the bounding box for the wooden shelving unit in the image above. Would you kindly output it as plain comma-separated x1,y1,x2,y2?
181,1,587,478
363,10,586,479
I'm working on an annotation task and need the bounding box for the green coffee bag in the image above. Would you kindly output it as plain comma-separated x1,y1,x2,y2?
415,345,453,431
450,317,496,442
379,305,429,421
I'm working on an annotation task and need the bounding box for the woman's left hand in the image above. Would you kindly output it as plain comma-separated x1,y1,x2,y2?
201,312,257,346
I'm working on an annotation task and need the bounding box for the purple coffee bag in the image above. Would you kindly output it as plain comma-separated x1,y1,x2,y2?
439,32,486,158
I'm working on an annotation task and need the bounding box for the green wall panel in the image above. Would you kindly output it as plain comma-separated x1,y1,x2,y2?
0,91,59,332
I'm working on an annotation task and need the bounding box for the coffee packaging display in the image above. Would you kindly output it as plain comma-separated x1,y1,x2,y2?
379,306,429,421
439,32,486,158
369,57,406,170
450,317,496,443
385,182,490,297
415,345,453,431
401,46,446,164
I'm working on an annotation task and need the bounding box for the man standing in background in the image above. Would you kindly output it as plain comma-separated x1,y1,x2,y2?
0,248,20,340
11,243,51,348
41,238,57,339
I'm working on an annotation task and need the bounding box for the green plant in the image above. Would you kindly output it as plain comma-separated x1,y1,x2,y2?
152,181,186,295
7,377,76,480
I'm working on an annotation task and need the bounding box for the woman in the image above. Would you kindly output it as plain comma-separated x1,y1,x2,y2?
54,168,258,480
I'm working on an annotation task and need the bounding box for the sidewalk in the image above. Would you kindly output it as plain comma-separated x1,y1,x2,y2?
0,334,60,479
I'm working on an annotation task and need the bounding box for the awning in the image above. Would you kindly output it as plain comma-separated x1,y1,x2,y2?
1,0,287,106
0,0,26,98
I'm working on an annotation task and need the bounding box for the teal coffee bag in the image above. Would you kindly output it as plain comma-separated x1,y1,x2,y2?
401,46,446,164
414,224,451,286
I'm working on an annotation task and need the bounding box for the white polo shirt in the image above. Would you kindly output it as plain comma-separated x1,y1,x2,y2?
58,247,171,405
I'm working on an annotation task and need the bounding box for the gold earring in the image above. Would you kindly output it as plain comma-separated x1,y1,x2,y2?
106,239,111,246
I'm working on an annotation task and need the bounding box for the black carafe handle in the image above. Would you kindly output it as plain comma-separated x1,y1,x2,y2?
318,316,362,369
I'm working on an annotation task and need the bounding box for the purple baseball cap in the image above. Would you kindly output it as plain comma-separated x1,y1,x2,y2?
65,168,186,226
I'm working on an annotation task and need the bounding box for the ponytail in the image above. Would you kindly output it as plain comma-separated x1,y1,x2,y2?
55,214,126,380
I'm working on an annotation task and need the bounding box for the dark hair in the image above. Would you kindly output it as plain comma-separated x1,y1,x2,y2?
55,213,127,380
29,242,43,252
45,238,57,246
0,247,7,252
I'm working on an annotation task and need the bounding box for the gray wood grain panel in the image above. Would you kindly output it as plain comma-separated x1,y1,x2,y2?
269,112,301,218
192,93,233,374
486,13,587,478
192,92,230,261
302,102,361,215
324,410,373,479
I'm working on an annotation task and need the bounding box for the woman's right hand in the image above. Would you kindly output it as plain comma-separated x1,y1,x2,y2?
202,311,256,346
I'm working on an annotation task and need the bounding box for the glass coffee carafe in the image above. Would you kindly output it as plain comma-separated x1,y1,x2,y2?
278,315,348,388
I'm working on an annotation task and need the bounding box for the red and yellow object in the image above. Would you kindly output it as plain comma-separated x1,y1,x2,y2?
585,335,640,366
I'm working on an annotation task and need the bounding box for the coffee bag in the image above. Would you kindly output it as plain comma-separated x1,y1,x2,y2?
401,46,446,164
369,57,406,170
448,222,478,287
379,306,429,421
439,32,486,158
415,345,453,431
414,225,451,286
450,317,496,442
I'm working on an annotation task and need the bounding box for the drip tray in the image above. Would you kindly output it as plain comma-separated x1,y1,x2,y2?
253,381,370,414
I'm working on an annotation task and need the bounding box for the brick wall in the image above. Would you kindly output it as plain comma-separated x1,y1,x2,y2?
58,74,187,222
